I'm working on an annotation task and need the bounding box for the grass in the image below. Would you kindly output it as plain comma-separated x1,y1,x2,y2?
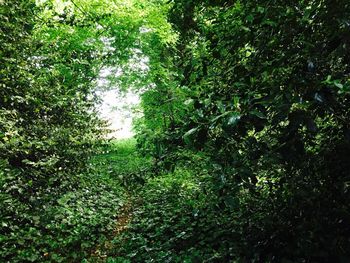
91,139,152,188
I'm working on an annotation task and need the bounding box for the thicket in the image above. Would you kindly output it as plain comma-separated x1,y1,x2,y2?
0,0,175,261
2,0,350,262
0,1,124,261
135,0,350,261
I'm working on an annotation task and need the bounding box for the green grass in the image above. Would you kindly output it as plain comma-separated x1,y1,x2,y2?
91,139,152,188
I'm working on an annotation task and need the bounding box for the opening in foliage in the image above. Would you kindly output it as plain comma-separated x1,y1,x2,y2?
1,0,350,262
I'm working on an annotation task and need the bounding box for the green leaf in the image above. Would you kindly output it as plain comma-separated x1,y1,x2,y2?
183,128,199,138
211,111,232,123
334,82,343,89
250,109,266,119
227,113,241,127
224,196,239,209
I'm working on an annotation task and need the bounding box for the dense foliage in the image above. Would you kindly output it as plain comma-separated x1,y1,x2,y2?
0,0,156,261
2,0,350,262
0,0,122,261
135,0,350,261
0,0,177,261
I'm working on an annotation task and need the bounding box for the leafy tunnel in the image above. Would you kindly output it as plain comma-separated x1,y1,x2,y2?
1,0,350,262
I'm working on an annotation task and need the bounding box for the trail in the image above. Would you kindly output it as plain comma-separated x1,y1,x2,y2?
90,194,134,261
87,139,150,262
86,138,215,262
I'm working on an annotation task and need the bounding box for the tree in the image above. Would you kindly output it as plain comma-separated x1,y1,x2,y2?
136,0,350,261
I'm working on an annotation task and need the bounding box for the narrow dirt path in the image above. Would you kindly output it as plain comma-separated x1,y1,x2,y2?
87,139,150,262
89,193,134,262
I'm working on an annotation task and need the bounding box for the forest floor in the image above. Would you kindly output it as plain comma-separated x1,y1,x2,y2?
85,138,221,262
87,138,150,262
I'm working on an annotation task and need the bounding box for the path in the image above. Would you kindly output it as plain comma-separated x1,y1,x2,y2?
87,139,151,262
90,194,134,261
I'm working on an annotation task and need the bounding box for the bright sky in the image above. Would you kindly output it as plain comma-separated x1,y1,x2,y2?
98,89,140,139
96,37,148,139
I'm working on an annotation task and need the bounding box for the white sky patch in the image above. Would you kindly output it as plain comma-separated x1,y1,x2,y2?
98,89,140,139
139,26,153,34
96,66,123,88
95,66,139,139
128,48,150,72
95,34,150,139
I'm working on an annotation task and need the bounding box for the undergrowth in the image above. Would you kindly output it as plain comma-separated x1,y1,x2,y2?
104,150,239,262
1,141,129,263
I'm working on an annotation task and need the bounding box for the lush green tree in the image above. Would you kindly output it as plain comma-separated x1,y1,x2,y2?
136,0,350,261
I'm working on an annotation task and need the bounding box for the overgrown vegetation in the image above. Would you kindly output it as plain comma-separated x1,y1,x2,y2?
135,0,350,261
0,0,159,261
2,0,350,262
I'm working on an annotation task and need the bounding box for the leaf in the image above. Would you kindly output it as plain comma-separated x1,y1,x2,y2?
246,14,254,22
227,113,241,127
211,111,232,123
334,82,343,89
224,196,239,209
241,26,251,32
250,109,266,119
183,128,199,142
314,92,324,103
184,99,194,106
